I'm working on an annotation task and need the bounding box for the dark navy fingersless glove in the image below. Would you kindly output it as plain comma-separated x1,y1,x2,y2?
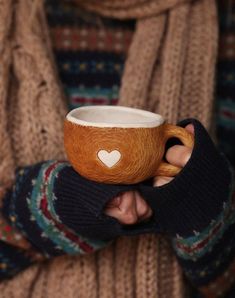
2,119,233,247
138,118,233,237
53,167,140,240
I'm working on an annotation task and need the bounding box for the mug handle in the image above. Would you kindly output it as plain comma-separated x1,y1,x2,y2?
155,124,194,177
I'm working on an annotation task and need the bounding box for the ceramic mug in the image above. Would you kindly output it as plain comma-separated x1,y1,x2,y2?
64,106,194,184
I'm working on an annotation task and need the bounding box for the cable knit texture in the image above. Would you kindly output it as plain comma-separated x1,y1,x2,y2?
0,0,218,297
77,0,218,128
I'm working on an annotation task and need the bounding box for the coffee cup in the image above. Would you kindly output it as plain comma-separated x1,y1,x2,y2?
64,106,194,184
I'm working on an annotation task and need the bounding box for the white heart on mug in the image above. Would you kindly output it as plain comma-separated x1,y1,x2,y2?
97,150,121,168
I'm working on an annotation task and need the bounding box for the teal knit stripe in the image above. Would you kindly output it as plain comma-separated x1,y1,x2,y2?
173,178,235,260
28,161,108,255
66,86,119,99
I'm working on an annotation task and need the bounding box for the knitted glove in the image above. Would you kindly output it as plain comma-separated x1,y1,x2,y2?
2,160,155,251
53,166,144,240
138,118,233,237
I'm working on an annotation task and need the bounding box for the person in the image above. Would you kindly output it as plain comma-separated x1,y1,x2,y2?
0,0,234,297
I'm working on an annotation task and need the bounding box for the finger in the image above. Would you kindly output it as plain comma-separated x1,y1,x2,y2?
118,191,138,224
105,191,138,225
104,204,120,218
165,145,192,168
105,195,121,209
185,124,194,135
139,208,153,222
135,191,152,220
153,176,174,187
116,192,138,224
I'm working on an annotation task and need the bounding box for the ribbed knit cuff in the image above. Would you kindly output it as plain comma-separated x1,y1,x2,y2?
53,166,145,240
139,119,233,237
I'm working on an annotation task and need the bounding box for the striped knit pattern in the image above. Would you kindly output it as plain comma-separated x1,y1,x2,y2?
174,182,235,290
3,161,108,258
46,0,134,110
174,183,235,261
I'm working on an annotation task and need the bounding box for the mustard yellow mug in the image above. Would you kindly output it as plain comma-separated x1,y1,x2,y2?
64,106,194,184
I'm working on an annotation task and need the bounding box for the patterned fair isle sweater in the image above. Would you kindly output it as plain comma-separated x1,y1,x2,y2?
1,1,235,298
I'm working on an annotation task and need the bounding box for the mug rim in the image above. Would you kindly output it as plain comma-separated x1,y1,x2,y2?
66,105,164,128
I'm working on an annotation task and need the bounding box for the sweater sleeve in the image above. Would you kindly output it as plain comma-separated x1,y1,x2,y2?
2,161,142,257
172,179,235,297
0,160,146,280
138,119,235,297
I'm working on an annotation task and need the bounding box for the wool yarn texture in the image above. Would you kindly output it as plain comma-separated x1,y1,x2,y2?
0,0,217,297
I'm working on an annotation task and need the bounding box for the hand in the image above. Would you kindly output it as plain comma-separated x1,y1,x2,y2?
153,124,194,186
104,124,194,225
104,190,153,225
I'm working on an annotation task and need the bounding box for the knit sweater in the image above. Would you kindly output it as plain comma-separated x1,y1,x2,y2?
0,1,235,297
216,0,235,167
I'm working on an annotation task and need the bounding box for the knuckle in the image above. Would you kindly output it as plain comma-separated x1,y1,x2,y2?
140,204,149,216
123,213,137,225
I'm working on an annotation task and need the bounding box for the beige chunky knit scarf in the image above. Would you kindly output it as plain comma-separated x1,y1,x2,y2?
0,0,217,297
